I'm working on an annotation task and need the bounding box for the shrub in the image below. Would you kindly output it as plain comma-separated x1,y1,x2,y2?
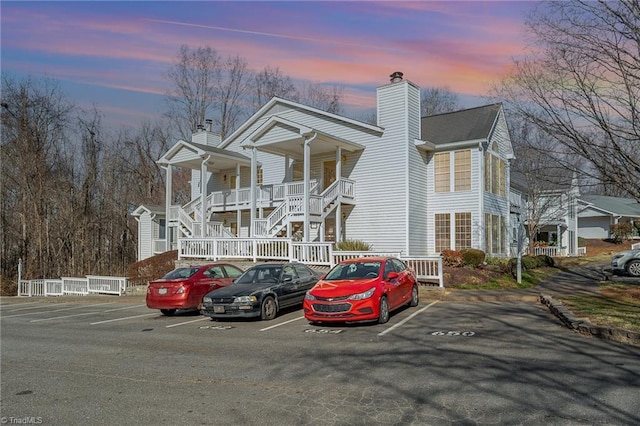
578,237,587,248
460,248,485,267
534,254,554,267
441,249,463,267
611,222,633,243
334,240,372,251
521,256,538,270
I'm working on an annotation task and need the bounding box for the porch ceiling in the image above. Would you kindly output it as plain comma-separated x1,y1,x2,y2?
158,140,251,171
240,116,365,161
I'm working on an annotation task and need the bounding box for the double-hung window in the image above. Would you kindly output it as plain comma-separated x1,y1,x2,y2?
434,150,471,193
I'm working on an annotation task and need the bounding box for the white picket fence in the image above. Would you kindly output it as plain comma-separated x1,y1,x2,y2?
18,275,128,297
632,242,640,250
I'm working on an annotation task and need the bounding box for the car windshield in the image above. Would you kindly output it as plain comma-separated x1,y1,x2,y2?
162,267,199,280
234,266,282,284
324,261,381,281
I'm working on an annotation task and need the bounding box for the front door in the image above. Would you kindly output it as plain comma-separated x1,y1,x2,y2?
323,160,336,191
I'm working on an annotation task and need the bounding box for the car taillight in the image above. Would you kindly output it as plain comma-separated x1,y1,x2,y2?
176,286,186,294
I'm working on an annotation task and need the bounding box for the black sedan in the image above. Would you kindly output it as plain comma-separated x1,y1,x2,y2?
201,262,320,320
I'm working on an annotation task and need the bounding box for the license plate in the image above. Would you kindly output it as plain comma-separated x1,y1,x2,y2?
158,288,167,295
213,305,225,313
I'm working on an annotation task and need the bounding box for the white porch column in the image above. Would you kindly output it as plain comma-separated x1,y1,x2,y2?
285,154,290,181
335,148,343,243
250,146,257,237
200,156,210,237
164,165,173,249
235,163,241,236
303,134,316,242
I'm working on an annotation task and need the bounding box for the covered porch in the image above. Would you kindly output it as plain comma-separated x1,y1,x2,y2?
157,118,364,251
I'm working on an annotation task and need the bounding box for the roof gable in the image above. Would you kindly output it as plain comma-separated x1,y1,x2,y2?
420,103,502,145
580,195,640,217
220,96,382,149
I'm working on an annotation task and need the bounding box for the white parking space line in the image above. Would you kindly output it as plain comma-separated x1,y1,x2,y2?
0,301,45,308
103,304,146,313
90,313,157,325
30,312,101,323
378,301,440,337
28,304,147,323
0,303,115,319
165,317,210,328
260,316,305,331
0,303,73,312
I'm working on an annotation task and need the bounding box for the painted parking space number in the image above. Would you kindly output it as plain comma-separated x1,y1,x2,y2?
431,331,475,337
304,329,343,334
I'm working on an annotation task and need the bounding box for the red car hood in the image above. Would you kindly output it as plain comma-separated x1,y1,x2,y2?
309,279,378,297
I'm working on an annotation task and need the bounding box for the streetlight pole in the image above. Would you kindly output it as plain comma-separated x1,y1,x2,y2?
516,213,524,284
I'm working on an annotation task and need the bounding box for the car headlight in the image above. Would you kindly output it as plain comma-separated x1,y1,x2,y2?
203,297,212,304
305,292,316,301
612,254,624,260
233,295,257,303
348,287,376,301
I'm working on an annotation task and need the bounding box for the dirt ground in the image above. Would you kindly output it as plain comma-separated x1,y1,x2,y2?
444,239,637,288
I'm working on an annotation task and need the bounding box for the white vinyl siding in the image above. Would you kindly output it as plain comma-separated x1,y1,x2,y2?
137,212,153,261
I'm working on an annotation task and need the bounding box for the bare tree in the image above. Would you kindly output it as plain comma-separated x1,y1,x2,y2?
420,86,460,116
1,76,75,280
250,66,297,112
0,76,166,286
215,55,250,139
299,83,344,114
496,0,640,201
509,116,581,252
164,45,222,140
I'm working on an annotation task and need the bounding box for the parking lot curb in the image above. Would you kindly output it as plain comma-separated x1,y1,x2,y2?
539,293,640,347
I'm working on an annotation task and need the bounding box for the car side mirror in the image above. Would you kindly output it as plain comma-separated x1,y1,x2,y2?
283,275,293,283
386,271,399,280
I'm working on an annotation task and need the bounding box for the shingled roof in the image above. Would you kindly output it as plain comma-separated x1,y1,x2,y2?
580,195,640,217
420,103,502,145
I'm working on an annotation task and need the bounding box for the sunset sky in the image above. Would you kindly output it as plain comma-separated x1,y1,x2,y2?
1,1,538,130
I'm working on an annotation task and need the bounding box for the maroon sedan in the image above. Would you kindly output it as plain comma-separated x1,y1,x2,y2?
146,263,243,316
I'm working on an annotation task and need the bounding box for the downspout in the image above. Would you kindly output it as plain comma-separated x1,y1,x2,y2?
336,147,342,244
250,146,257,237
201,155,211,237
164,164,172,250
236,163,241,236
303,132,318,242
479,145,485,253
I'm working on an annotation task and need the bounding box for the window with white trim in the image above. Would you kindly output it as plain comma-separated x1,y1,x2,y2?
435,213,451,252
434,153,450,193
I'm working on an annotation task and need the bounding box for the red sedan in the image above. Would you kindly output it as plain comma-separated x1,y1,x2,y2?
303,257,419,324
146,263,244,316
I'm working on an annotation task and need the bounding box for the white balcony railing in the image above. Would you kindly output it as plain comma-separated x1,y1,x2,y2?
178,238,444,287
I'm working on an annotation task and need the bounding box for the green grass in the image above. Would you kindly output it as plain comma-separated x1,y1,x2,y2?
560,283,640,332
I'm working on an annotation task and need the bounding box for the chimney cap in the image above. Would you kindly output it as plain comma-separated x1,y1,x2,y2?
390,71,404,83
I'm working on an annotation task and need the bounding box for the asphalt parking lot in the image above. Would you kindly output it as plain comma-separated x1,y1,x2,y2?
1,296,640,425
